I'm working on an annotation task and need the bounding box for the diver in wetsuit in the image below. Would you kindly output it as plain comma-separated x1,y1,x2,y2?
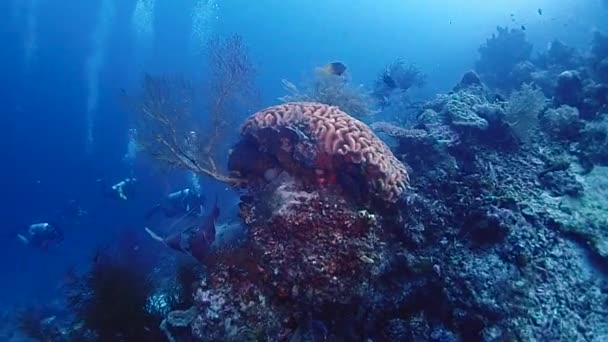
16,222,64,250
98,177,137,200
146,188,205,219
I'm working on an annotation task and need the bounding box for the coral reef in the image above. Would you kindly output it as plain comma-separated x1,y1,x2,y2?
181,102,412,340
185,73,608,339
443,91,489,130
476,27,533,91
540,166,608,259
191,173,389,340
359,73,608,340
414,82,516,150
535,40,581,71
540,105,583,141
102,29,608,341
233,102,409,203
373,60,426,108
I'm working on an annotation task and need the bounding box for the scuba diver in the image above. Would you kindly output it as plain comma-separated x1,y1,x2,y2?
145,198,219,262
98,177,137,200
145,188,205,220
16,222,64,250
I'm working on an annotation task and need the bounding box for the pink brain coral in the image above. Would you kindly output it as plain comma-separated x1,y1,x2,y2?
241,102,409,202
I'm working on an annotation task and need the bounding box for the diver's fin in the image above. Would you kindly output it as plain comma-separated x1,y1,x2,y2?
144,227,165,243
16,234,30,245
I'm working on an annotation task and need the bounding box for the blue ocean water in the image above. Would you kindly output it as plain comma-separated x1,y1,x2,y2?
2,0,608,340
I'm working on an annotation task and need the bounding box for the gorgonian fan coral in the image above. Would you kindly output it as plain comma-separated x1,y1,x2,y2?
130,34,257,184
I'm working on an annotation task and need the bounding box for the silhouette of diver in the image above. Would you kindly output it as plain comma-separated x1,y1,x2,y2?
97,177,137,200
145,188,205,220
16,222,64,250
145,198,219,262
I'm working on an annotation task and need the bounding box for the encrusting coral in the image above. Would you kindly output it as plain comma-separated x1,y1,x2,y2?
237,102,410,203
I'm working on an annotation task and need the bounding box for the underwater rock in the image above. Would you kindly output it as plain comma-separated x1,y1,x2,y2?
462,206,513,246
452,70,482,92
538,170,584,197
555,70,584,107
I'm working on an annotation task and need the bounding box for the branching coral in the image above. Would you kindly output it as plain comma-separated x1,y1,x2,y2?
505,83,547,142
236,102,410,203
279,70,377,118
130,34,256,184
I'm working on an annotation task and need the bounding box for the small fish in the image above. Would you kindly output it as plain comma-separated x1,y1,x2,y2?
538,8,543,15
521,25,526,31
317,62,347,76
